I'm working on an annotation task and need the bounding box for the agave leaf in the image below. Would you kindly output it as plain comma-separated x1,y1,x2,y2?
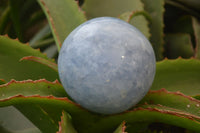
91,89,200,133
9,0,24,41
0,95,97,133
125,122,150,133
57,111,78,133
43,44,58,59
119,11,151,39
31,38,54,49
113,121,127,133
172,15,194,35
118,11,151,22
1,87,200,132
0,79,67,133
0,126,41,133
141,0,165,60
0,106,40,133
193,18,200,58
0,6,10,34
0,125,12,133
82,0,144,18
171,16,200,59
164,33,194,59
8,0,45,42
173,0,200,11
15,104,58,133
20,56,58,72
0,79,67,98
37,0,87,50
139,89,200,118
29,24,53,48
165,0,200,18
152,58,200,96
0,35,58,81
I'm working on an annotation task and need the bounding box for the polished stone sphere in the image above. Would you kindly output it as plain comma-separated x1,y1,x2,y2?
58,17,156,114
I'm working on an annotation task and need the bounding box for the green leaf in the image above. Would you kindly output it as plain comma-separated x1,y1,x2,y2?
141,0,165,60
20,56,58,72
57,111,78,133
43,44,58,59
0,35,58,81
139,89,200,118
0,79,67,98
0,125,12,133
82,0,144,18
29,24,52,48
8,0,45,42
15,104,58,133
119,11,151,39
164,33,194,59
0,95,96,133
113,121,127,133
37,0,87,50
172,15,194,35
152,58,200,96
0,6,10,34
173,0,200,11
1,87,200,132
91,89,200,133
193,18,200,58
9,0,24,41
165,0,200,18
0,79,67,133
0,106,40,133
31,38,54,49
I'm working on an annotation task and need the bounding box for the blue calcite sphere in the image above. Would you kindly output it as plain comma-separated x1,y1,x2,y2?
58,17,156,114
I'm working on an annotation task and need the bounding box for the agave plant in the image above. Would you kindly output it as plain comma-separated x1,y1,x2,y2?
0,0,200,132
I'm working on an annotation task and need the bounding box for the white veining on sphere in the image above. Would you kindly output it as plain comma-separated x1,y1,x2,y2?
58,17,156,114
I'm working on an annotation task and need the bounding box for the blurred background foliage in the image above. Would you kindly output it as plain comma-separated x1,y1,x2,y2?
0,0,199,61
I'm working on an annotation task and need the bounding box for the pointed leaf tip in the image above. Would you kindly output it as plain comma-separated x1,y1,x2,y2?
114,121,127,133
57,111,78,133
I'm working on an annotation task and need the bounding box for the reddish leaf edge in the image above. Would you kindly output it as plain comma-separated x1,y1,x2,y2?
56,111,65,133
57,111,65,133
1,88,200,132
141,88,200,121
119,10,151,23
38,0,87,51
138,104,200,121
0,35,50,59
20,56,58,72
0,94,83,110
91,104,200,132
0,79,61,88
39,0,62,49
149,88,200,103
121,121,127,133
57,111,78,133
